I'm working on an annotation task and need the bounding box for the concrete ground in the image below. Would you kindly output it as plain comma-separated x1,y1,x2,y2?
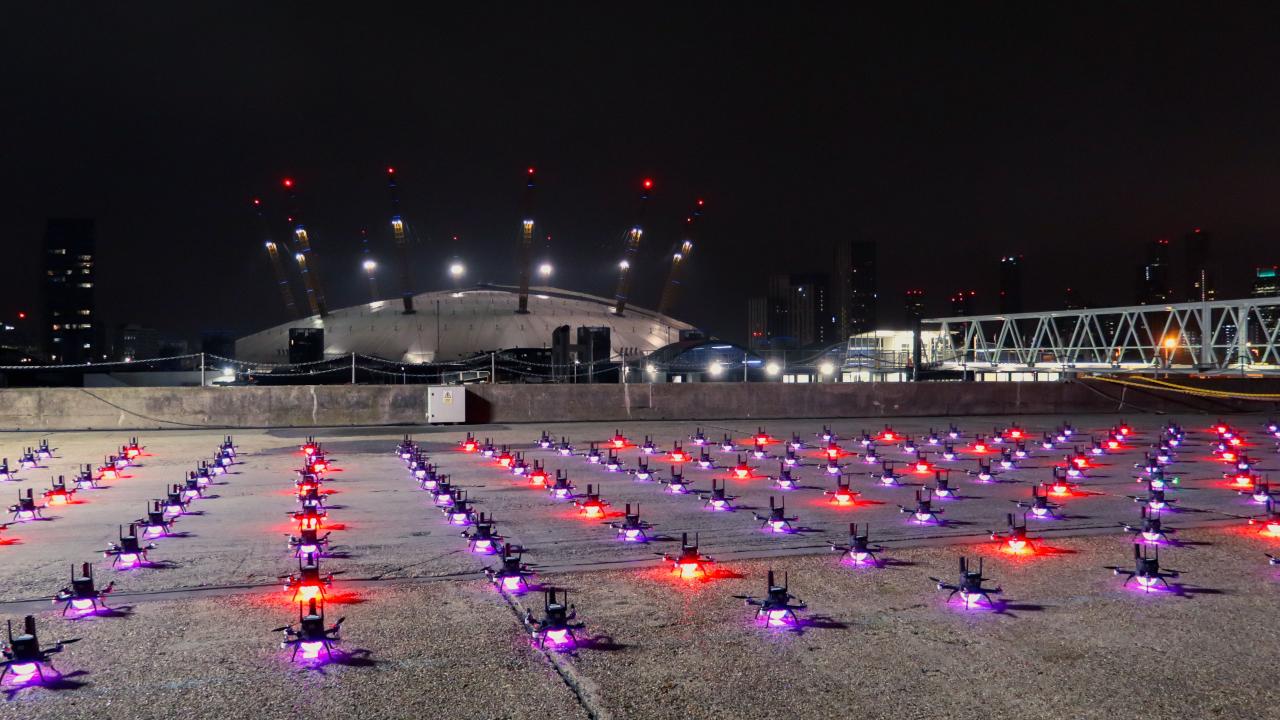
1,414,1278,718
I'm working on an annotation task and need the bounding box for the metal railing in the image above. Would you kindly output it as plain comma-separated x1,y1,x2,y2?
923,297,1280,374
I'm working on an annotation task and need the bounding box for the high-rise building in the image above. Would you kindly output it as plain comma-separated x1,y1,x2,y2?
904,289,926,324
1184,228,1215,303
750,273,837,349
1250,266,1279,345
998,255,1024,314
789,273,835,347
1136,238,1171,305
746,297,768,351
42,219,97,364
834,240,877,337
113,324,161,361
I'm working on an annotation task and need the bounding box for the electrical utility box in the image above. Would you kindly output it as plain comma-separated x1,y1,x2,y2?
427,386,466,424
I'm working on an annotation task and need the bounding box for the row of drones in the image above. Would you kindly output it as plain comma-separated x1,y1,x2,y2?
450,419,1280,626
2,436,240,688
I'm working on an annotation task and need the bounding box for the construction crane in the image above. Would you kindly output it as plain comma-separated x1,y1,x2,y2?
359,228,379,302
516,167,537,314
253,197,301,318
613,178,653,316
657,198,704,317
386,167,415,314
282,178,329,318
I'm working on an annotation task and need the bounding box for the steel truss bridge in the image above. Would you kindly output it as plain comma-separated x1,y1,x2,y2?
922,298,1280,375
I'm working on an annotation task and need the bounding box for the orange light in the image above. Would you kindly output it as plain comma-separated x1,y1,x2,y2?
1107,440,1119,450
1050,483,1070,496
734,467,750,479
581,504,603,518
974,443,987,453
1233,475,1254,488
48,494,66,505
296,585,320,600
1003,539,1033,555
677,562,700,579
1010,429,1023,439
499,457,512,467
613,440,625,448
1264,522,1280,537
833,492,854,506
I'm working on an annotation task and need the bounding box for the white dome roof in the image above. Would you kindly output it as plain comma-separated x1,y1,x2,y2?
234,285,694,363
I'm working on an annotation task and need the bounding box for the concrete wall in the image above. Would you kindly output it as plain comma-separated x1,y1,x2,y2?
0,380,1273,431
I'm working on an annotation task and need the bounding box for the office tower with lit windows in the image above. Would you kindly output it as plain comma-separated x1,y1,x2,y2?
43,219,97,363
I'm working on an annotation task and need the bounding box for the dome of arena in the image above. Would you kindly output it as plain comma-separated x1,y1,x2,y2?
234,284,696,364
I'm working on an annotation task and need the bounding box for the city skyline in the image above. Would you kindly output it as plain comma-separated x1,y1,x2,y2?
5,6,1280,349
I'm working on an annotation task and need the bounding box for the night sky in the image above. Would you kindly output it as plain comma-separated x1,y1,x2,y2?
5,4,1280,345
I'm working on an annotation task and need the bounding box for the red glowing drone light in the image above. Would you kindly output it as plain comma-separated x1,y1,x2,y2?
914,458,933,474
282,178,295,188
642,178,654,190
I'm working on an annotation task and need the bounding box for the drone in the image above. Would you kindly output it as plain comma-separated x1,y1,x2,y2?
832,523,884,566
871,460,904,486
1016,486,1063,520
663,532,713,578
18,448,39,470
486,542,535,593
817,425,838,443
583,442,601,465
9,489,45,522
611,503,653,542
287,527,332,558
1,615,75,686
781,446,801,467
396,434,417,460
1109,544,1179,592
1242,479,1278,505
701,479,737,511
525,588,584,650
463,512,502,554
0,458,15,482
661,466,692,495
138,501,176,538
104,524,156,569
536,430,553,449
753,496,798,534
444,491,475,525
525,463,550,488
459,432,479,453
122,437,143,462
573,485,610,518
737,570,805,628
42,475,75,506
720,434,736,453
547,470,576,500
689,427,709,447
927,470,960,499
990,512,1037,554
729,455,754,480
774,466,798,491
1248,499,1280,537
219,435,238,460
603,449,624,473
276,598,344,663
901,488,944,525
631,457,657,482
640,435,657,454
161,485,190,517
280,553,334,602
824,475,859,506
35,440,54,461
1131,481,1176,512
1123,507,1176,545
931,557,1002,609
791,431,810,450
695,447,716,470
555,437,574,456
53,563,113,617
289,505,325,533
609,430,629,449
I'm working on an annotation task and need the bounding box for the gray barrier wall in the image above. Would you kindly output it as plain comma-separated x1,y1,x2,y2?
0,380,1270,431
